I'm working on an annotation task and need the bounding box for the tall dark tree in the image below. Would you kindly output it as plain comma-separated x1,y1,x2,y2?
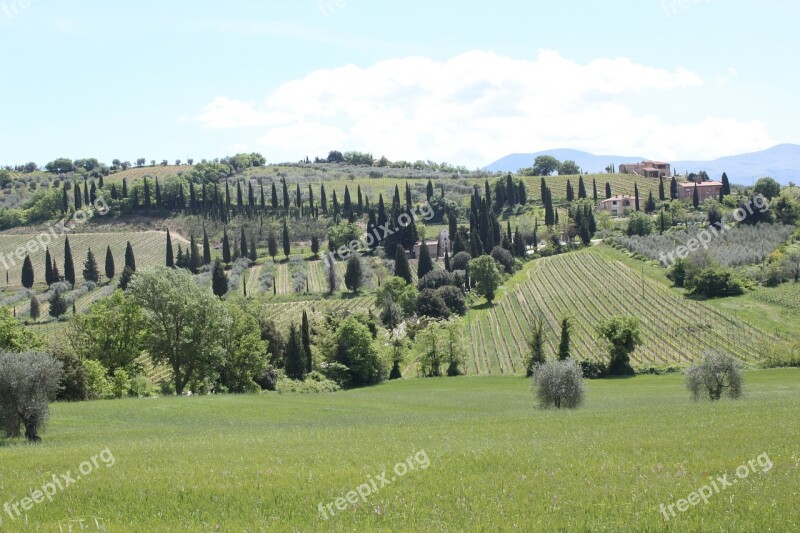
44,248,54,286
605,182,612,199
64,237,76,286
670,176,679,200
721,172,731,196
268,227,278,260
394,247,412,284
271,182,279,211
418,243,434,279
577,176,587,199
249,233,258,262
634,183,640,211
189,235,201,273
222,228,231,264
301,310,312,373
645,191,657,213
658,176,666,201
165,229,174,267
154,178,162,208
124,242,136,272
320,184,328,215
282,179,290,213
122,178,128,198
143,177,151,209
105,245,115,280
73,181,82,209
558,317,572,360
426,179,434,200
29,295,40,321
51,258,60,283
118,266,134,291
240,227,248,260
282,220,290,259
21,255,34,289
49,289,68,318
444,250,451,272
83,248,100,283
202,227,211,265
211,259,228,298
284,322,306,380
61,186,68,213
592,178,598,202
344,256,363,293
693,183,700,209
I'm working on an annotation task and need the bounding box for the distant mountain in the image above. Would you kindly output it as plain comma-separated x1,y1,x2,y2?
485,144,800,185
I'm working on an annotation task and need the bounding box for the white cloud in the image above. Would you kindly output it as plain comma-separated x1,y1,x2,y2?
194,50,774,166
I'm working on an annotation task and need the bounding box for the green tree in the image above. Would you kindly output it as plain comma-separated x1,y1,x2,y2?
559,160,580,175
203,228,212,265
129,267,230,394
67,290,146,373
222,228,231,264
21,255,34,289
525,314,546,376
417,243,434,279
301,310,312,374
344,255,363,293
627,212,653,237
165,229,174,267
284,322,306,380
63,237,75,286
394,247,412,284
282,220,290,259
268,227,278,260
753,177,780,200
211,259,228,298
468,255,502,304
218,301,268,393
692,184,700,209
29,296,40,321
0,350,63,442
533,155,561,176
331,317,382,387
105,246,115,280
597,316,642,376
82,248,100,283
558,317,572,360
124,241,136,272
45,248,54,286
48,289,68,318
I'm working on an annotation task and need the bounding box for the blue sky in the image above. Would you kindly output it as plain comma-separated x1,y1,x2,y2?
0,0,797,168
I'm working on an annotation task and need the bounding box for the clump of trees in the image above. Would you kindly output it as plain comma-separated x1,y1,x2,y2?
686,351,744,401
531,359,585,409
597,316,642,376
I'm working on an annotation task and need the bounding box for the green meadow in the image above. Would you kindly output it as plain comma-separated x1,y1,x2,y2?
1,370,798,531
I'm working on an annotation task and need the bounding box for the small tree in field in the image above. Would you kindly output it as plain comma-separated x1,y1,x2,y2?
597,316,642,375
48,289,68,318
532,359,585,409
21,255,34,289
525,314,546,376
686,351,744,401
0,351,63,442
211,259,228,298
344,255,363,293
558,317,572,360
468,255,502,304
29,296,40,321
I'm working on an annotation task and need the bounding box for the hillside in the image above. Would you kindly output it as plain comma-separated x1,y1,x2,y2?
463,248,775,374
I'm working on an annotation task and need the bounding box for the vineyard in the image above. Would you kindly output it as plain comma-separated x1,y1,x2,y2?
102,165,192,183
752,282,800,310
258,296,375,332
0,231,185,291
462,249,775,375
512,172,661,203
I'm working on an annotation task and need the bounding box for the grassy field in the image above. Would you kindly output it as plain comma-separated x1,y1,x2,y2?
463,248,776,374
0,370,797,531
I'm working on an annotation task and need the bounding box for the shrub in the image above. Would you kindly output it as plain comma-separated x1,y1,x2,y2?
254,365,280,391
531,360,586,409
579,360,608,379
111,368,131,398
51,347,88,401
686,267,744,298
318,361,351,388
437,286,466,315
491,246,515,274
128,375,155,397
417,288,451,319
0,350,63,441
83,359,113,400
686,351,744,401
417,269,454,290
276,372,341,393
626,212,653,237
451,252,472,271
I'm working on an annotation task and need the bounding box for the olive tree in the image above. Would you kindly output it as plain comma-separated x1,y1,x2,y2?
129,267,230,395
531,359,585,409
686,351,744,401
0,351,63,442
597,316,642,375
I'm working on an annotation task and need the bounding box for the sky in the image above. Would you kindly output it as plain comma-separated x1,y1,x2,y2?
0,0,797,169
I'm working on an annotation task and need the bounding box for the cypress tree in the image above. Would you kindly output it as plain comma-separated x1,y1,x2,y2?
645,191,656,213
670,176,678,200
240,227,248,260
124,241,136,272
282,179,290,213
721,172,730,196
394,246,412,284
311,235,320,257
308,185,315,215
658,176,666,201
301,310,312,374
605,182,612,199
105,245,115,279
64,237,76,286
566,179,574,202
211,259,228,298
295,183,302,209
513,227,526,258
203,227,211,265
118,266,134,291
154,178,161,207
189,235,200,273
74,181,82,209
30,295,40,321
45,248,53,286
249,233,257,262
693,183,700,209
517,180,527,204
320,184,328,215
444,250,451,271
83,248,99,283
344,255,362,293
426,179,434,200
268,227,278,260
222,228,231,263
418,243,434,279
175,245,187,269
21,255,34,289
634,183,640,211
578,176,587,199
143,177,151,208
90,181,97,205
51,258,60,283
83,178,89,205
166,229,174,267
122,178,128,198
271,182,279,211
111,183,118,200
284,322,306,380
282,221,291,259
61,186,68,213
49,289,67,318
592,178,598,202
558,317,571,360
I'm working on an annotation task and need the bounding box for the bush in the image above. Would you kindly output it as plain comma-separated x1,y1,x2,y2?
417,288,451,319
531,360,586,409
254,365,280,391
627,212,653,237
318,361,351,388
276,372,341,393
83,359,113,400
128,375,155,397
0,350,63,441
451,252,472,271
686,267,744,298
417,270,454,290
111,368,131,398
686,351,744,401
437,286,466,316
579,360,608,379
51,347,88,401
491,246,515,274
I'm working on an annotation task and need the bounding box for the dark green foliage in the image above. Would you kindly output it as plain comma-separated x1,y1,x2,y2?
166,230,174,267
525,315,546,376
82,248,99,283
644,191,656,213
444,250,451,271
48,289,68,317
45,248,53,286
417,243,434,279
268,227,278,259
597,316,642,376
64,237,75,285
52,347,88,401
490,246,515,274
211,259,228,298
344,255,363,293
222,229,231,263
394,247,412,284
21,255,34,289
417,288,451,319
203,228,212,265
437,286,466,315
284,322,306,380
558,317,572,360
282,221,290,259
0,350,63,441
124,241,136,272
29,296,40,320
417,270,455,291
686,267,744,298
451,252,471,271
301,310,312,374
118,266,134,291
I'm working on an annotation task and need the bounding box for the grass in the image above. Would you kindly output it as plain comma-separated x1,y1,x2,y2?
0,370,798,530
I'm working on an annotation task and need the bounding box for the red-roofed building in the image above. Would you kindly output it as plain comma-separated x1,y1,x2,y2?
677,181,723,202
619,161,671,178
